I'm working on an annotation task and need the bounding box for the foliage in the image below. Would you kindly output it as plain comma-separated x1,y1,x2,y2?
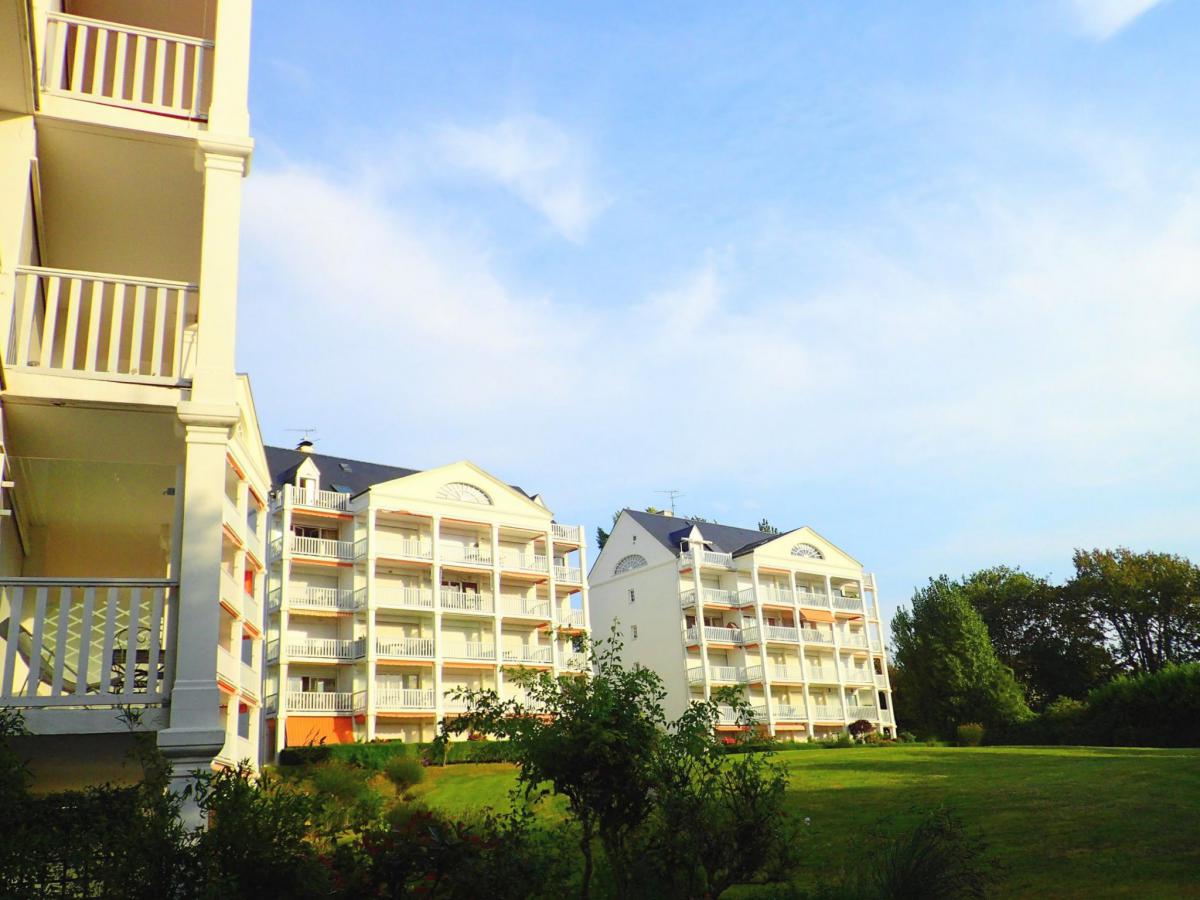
891,576,1031,737
278,743,332,767
955,723,984,747
838,806,996,899
1068,548,1200,674
960,566,1114,709
758,518,780,534
848,719,874,741
384,754,426,792
307,760,386,833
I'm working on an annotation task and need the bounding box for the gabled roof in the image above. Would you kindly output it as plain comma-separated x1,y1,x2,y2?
623,509,780,557
264,446,536,500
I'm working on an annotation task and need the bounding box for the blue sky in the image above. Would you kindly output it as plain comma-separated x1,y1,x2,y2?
236,0,1200,620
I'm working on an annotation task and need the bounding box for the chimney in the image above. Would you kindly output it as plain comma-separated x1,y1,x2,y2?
297,439,314,454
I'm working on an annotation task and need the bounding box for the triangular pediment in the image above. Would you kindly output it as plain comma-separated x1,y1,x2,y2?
748,526,862,569
367,460,552,520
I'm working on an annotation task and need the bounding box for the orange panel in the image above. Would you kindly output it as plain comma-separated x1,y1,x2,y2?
285,716,355,746
799,609,836,624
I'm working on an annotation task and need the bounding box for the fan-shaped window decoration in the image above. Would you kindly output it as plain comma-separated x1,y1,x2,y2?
790,543,824,560
436,482,492,504
613,554,647,575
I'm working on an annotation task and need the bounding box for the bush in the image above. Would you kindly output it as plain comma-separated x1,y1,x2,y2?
956,723,984,747
277,744,332,767
898,731,917,743
383,755,425,792
848,719,874,742
820,733,854,749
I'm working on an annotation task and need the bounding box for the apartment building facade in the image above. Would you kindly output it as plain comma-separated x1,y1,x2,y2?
263,445,589,756
0,0,267,795
589,510,895,740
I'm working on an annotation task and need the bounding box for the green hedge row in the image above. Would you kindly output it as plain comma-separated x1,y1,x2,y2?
278,739,519,769
986,663,1200,747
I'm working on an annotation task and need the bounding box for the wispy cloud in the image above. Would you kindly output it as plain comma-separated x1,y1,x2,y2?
1064,0,1169,39
435,115,609,242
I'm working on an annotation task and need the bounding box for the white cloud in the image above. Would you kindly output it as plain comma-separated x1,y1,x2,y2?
1064,0,1168,39
435,116,608,242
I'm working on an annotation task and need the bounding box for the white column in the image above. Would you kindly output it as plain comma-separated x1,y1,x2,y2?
749,561,773,735
364,505,377,741
578,532,590,645
546,530,560,672
791,569,814,738
431,515,444,716
491,523,503,697
825,574,848,728
205,0,252,137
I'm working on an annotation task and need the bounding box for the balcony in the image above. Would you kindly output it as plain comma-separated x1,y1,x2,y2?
810,704,845,721
801,628,834,645
846,705,879,721
282,587,359,613
222,495,244,543
6,266,198,388
715,704,743,726
41,12,213,120
288,535,355,562
443,545,493,568
752,588,796,607
844,669,874,685
0,579,178,709
286,638,363,661
833,595,864,612
841,632,869,649
444,642,495,662
796,591,831,608
873,672,888,688
287,485,353,513
772,703,806,720
678,550,734,571
553,564,582,584
216,645,238,687
242,591,262,630
741,624,799,644
559,608,586,628
551,523,583,543
806,666,835,683
562,653,590,672
376,637,434,659
502,646,552,665
766,664,804,682
707,665,747,683
245,523,265,563
375,688,435,712
440,590,493,614
684,625,743,645
373,587,435,611
287,691,355,714
501,597,551,619
240,661,259,700
680,588,740,609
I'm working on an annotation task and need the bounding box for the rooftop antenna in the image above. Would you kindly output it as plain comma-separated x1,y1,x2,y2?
656,489,683,516
285,427,319,452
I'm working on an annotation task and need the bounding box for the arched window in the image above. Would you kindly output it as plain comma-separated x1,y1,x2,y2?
790,542,824,560
613,554,647,575
436,482,492,504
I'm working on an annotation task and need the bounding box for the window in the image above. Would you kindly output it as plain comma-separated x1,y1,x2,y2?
436,482,492,504
614,554,647,575
628,589,636,603
879,692,889,710
790,543,824,559
301,676,336,693
631,625,638,639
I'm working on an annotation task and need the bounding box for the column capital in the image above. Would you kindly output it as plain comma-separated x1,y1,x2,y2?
195,136,255,175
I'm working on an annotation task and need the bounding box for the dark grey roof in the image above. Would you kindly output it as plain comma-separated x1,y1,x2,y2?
264,446,536,501
623,509,784,557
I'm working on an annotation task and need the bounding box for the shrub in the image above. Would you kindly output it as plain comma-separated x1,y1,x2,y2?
898,731,917,743
820,733,854,749
330,740,414,770
383,755,425,792
848,719,874,742
1083,663,1200,747
844,806,995,899
861,731,883,745
956,723,984,747
278,744,331,767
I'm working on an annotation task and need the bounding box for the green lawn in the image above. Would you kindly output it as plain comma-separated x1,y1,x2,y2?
414,745,1200,898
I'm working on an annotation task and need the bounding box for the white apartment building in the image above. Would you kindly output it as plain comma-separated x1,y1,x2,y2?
590,510,895,740
263,444,589,754
0,0,268,796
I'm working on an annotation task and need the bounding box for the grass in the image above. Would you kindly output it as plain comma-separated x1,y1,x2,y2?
415,745,1200,898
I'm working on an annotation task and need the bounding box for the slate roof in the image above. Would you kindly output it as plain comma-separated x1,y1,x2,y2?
264,446,536,500
623,509,784,557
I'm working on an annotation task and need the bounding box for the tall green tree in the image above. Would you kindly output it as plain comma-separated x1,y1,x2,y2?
891,577,1031,737
1067,548,1200,674
960,567,1113,709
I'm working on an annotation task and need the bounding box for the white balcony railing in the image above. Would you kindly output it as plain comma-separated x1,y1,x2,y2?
686,667,705,684
841,632,869,649
445,642,495,661
501,597,551,618
810,704,845,720
287,638,363,660
768,664,803,681
287,691,355,713
845,668,874,684
373,537,433,561
741,624,799,644
216,645,238,687
801,628,834,644
289,587,359,613
373,587,434,610
833,595,864,612
242,592,262,630
501,551,548,573
772,703,806,719
796,591,831,608
806,667,834,682
286,484,353,512
289,535,355,561
442,545,493,567
716,704,742,725
502,646,552,665
874,673,888,688
7,267,198,386
684,625,743,644
751,588,796,606
41,12,213,119
551,523,583,543
0,579,176,707
245,523,265,562
223,495,244,541
846,705,879,721
685,588,740,608
745,664,763,682
376,637,434,659
375,688,435,711
440,590,493,614
553,564,582,583
562,653,590,671
707,665,746,683
240,661,259,699
560,608,587,628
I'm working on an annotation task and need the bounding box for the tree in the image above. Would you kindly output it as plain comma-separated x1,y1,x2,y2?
439,629,667,900
757,519,779,535
960,567,1113,709
891,577,1030,737
1067,548,1200,674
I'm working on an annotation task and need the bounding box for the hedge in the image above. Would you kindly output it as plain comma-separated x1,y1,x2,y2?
278,739,518,769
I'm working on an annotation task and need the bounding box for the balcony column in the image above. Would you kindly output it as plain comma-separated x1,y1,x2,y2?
158,418,234,825
206,0,253,136
491,523,503,699
546,530,560,672
688,549,709,699
364,505,377,741
430,515,443,722
748,563,773,736
0,117,36,363
790,569,813,738
824,574,848,729
578,535,590,648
